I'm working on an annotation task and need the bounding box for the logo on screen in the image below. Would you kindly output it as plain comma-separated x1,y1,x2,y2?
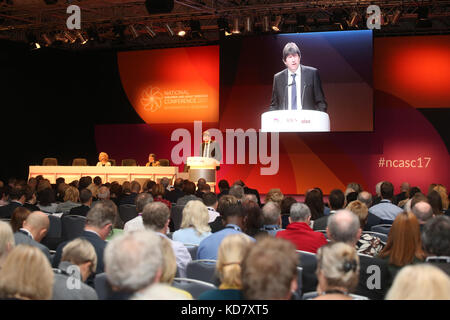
141,86,163,112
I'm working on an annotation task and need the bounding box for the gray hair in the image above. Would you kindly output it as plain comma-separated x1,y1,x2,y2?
262,201,281,225
97,186,110,200
86,200,117,229
290,203,311,222
160,177,170,189
412,201,433,224
357,191,372,208
282,42,301,62
327,209,360,244
142,202,170,231
104,230,163,292
229,185,244,200
244,194,258,204
135,193,153,213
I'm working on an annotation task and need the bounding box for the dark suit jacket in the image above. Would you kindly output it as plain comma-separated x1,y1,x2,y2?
68,204,90,217
0,201,22,219
200,141,222,162
166,188,184,204
119,193,138,206
14,231,52,263
364,212,383,231
22,202,40,212
312,215,329,231
270,65,327,112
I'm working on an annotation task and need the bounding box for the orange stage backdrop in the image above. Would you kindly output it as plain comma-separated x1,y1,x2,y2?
118,46,219,124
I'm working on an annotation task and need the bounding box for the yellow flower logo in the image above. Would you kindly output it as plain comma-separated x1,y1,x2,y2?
141,86,163,112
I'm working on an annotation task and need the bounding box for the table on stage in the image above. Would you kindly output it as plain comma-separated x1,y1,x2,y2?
28,166,179,185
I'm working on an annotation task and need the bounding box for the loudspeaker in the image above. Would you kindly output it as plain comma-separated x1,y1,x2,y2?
145,0,174,14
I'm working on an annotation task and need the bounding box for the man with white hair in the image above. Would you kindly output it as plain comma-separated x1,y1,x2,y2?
14,211,51,262
326,210,392,300
97,186,110,200
357,191,382,231
104,230,163,299
123,193,153,232
261,201,283,236
412,201,434,231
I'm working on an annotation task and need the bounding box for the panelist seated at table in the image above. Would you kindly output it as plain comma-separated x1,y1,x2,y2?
145,153,160,167
96,152,111,167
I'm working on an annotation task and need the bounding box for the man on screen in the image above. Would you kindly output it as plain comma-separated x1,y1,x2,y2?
270,42,327,113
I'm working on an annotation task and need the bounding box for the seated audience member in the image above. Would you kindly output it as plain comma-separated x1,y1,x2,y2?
433,184,449,215
199,234,252,300
158,237,192,299
0,221,15,268
313,189,345,231
243,193,258,204
347,182,362,195
119,181,141,206
377,211,425,279
411,201,434,232
276,203,327,253
394,182,410,205
203,192,220,223
56,186,81,214
145,153,160,167
133,283,192,300
406,192,428,213
228,184,244,202
372,181,384,206
357,191,383,231
369,181,403,223
97,186,111,201
242,200,266,238
421,216,450,276
22,185,40,212
14,211,51,262
93,176,102,187
78,176,93,192
53,200,118,278
217,179,230,200
265,188,284,207
234,180,261,207
281,197,297,229
151,183,171,209
87,183,99,201
209,195,238,233
0,245,54,300
104,230,163,299
0,186,26,219
10,207,31,233
198,203,254,260
55,183,69,203
160,177,170,195
195,178,207,198
313,242,361,300
68,180,79,189
37,187,58,214
36,179,52,193
261,201,283,236
123,193,153,232
0,186,8,206
96,152,111,167
166,178,184,204
176,181,200,206
305,189,325,221
345,192,358,206
53,238,98,300
241,237,298,300
142,202,191,277
347,200,385,257
68,189,93,217
428,190,444,216
173,200,212,245
386,264,450,300
27,177,38,192
327,210,392,300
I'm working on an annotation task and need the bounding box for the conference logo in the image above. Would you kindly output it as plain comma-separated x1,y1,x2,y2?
141,86,163,112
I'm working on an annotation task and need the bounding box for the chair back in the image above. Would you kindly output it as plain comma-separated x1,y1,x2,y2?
72,158,87,166
118,204,138,223
94,273,113,300
185,244,199,260
170,205,184,231
43,158,58,166
370,224,391,235
109,159,116,166
296,250,318,294
172,278,216,299
362,231,388,243
158,159,170,166
121,159,137,166
291,266,303,300
41,214,63,250
186,259,217,284
61,215,86,241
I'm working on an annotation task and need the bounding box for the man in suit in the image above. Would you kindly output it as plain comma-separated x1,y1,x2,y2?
234,180,261,207
270,42,327,113
68,188,93,217
0,186,26,219
313,189,345,231
14,211,51,262
166,178,184,204
200,130,221,162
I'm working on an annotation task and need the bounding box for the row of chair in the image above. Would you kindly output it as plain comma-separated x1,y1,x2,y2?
42,158,170,166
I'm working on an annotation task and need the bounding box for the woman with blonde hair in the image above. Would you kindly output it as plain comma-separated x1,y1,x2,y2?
199,234,252,300
313,242,361,300
265,188,284,206
56,186,81,214
0,221,14,269
0,245,54,300
172,200,211,245
386,264,450,300
96,152,111,167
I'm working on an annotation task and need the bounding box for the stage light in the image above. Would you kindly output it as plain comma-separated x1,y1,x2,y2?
26,33,41,50
262,16,270,33
129,25,139,39
64,31,76,43
54,33,69,43
42,33,52,46
189,20,202,38
76,30,88,44
176,22,186,37
165,23,174,36
244,16,252,33
145,25,156,38
231,17,240,34
348,11,360,27
272,15,282,32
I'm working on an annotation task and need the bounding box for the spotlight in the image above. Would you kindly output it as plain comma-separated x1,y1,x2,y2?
231,17,240,34
217,18,231,36
129,25,139,39
189,20,202,38
165,23,174,36
176,22,186,37
64,31,76,43
348,11,360,28
244,17,252,33
145,25,156,38
26,33,41,50
272,15,282,32
42,33,52,46
76,30,88,44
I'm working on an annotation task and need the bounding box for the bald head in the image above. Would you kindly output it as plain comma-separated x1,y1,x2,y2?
23,211,49,242
400,182,410,192
357,191,372,208
412,201,433,224
327,209,361,245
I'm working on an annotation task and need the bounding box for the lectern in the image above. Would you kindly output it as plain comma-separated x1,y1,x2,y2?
261,110,330,132
186,156,220,188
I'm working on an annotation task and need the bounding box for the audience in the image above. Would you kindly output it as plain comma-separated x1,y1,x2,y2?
55,186,80,214
421,216,450,276
313,189,345,231
0,185,26,219
233,180,261,207
394,182,410,205
0,245,54,300
202,192,220,223
97,186,110,201
209,194,237,233
377,211,425,278
123,193,153,232
10,206,31,233
53,238,98,300
261,201,283,236
37,187,58,213
199,234,252,300
68,188,93,217
264,188,284,207
241,237,298,300
228,185,244,202
166,178,184,204
151,184,172,209
172,200,212,245
0,186,8,207
369,181,403,223
0,221,14,268
280,196,297,229
305,189,325,221
22,185,40,212
386,264,450,300
176,181,200,206
276,203,327,253
119,181,141,206
357,190,383,231
313,242,361,300
411,201,434,230
241,200,266,238
217,179,230,200
427,190,444,216
433,184,449,214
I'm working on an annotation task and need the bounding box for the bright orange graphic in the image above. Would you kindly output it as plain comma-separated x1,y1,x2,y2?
118,46,219,124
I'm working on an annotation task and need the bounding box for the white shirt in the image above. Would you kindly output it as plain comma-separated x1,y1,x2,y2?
157,233,192,278
207,207,220,223
124,215,145,232
287,67,302,110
